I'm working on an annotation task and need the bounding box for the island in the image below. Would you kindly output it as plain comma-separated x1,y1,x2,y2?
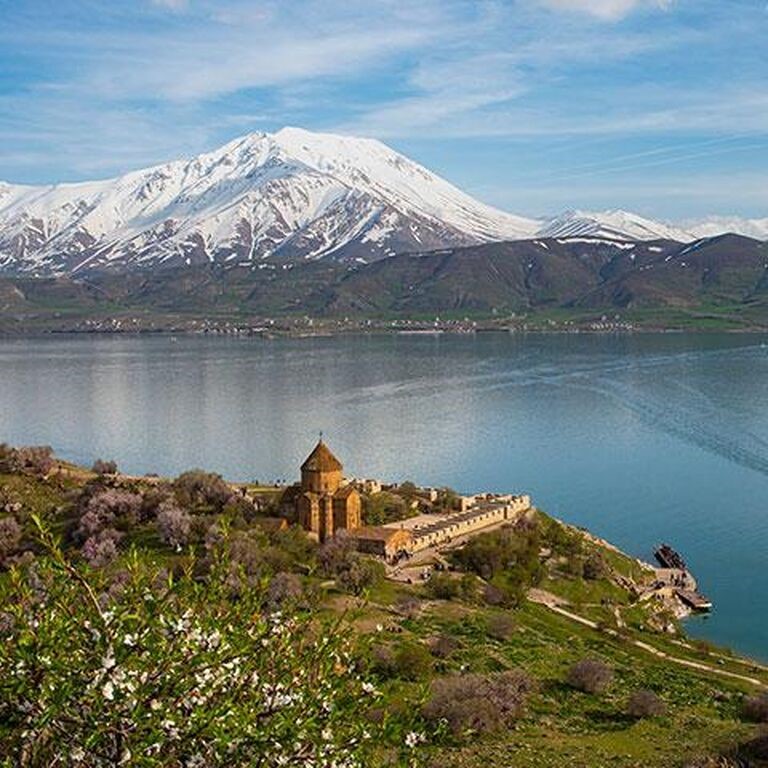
1,439,767,767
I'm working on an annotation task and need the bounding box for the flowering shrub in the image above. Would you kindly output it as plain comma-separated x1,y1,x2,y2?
81,527,123,567
156,501,192,549
0,519,424,767
0,445,54,477
626,689,666,719
567,658,614,694
422,670,535,735
0,516,22,564
173,470,233,511
76,489,143,541
92,459,118,476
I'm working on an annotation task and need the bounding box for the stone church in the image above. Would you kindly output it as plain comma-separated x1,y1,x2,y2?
293,439,362,542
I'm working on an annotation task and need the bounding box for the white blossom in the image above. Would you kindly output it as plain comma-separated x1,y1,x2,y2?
405,731,425,749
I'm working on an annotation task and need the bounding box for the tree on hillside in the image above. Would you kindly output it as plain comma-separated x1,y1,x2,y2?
0,520,425,767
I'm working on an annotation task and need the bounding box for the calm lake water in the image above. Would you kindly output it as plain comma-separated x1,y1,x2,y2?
1,332,768,658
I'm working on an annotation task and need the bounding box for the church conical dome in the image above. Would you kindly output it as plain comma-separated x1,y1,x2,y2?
301,440,343,473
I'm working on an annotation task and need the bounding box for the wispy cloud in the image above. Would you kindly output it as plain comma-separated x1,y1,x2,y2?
535,0,673,22
0,0,765,218
150,0,190,11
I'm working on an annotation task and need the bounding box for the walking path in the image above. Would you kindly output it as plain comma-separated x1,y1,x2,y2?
528,589,767,689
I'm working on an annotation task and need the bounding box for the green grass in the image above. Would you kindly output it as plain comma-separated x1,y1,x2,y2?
356,595,763,767
3,463,766,767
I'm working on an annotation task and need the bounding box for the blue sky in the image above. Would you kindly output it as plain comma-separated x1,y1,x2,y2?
1,0,766,219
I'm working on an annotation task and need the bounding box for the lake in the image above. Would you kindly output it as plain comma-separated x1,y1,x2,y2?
1,332,767,659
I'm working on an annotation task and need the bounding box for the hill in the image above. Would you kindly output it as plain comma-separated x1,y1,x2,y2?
2,446,768,766
2,234,768,332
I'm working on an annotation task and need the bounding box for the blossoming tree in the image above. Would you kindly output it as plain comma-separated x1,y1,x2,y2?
0,518,423,767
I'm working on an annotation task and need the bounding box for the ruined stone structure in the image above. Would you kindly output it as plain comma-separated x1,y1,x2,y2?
295,440,361,542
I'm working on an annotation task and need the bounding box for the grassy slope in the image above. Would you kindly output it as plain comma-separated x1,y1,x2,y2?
2,466,767,767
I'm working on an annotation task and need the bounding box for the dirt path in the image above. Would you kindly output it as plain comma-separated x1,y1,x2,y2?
528,589,766,689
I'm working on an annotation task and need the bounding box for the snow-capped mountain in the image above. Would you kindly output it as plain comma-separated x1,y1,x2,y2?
685,216,768,242
0,127,539,275
536,209,695,243
1,129,764,277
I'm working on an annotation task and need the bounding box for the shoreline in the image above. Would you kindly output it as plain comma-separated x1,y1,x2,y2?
3,322,768,339
43,458,763,665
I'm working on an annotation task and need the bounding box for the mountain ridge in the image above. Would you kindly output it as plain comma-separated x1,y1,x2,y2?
4,233,768,332
0,127,764,277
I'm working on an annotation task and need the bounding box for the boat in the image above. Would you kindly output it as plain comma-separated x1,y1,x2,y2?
654,543,687,570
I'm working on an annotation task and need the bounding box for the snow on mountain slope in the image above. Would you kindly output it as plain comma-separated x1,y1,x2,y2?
0,127,540,275
685,216,768,242
537,209,695,243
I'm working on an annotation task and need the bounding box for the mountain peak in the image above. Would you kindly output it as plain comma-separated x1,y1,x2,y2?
537,209,694,243
0,127,538,275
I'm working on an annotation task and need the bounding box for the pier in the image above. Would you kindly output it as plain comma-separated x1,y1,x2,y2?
645,544,711,614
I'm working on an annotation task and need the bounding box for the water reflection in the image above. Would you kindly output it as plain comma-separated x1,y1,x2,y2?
1,332,768,657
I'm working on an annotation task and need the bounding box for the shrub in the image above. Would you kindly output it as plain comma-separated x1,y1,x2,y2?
392,642,433,681
76,489,143,541
567,658,613,694
483,571,528,609
222,494,257,524
139,485,174,522
458,573,479,602
743,692,768,723
91,459,118,475
270,527,317,571
423,670,535,734
156,501,192,549
425,572,460,600
486,613,516,642
173,470,233,511
583,550,608,581
224,530,269,580
266,572,304,608
0,516,22,564
738,732,768,761
81,528,122,567
627,689,666,718
318,536,382,595
318,534,356,576
371,644,397,677
0,443,15,473
370,642,432,681
395,596,422,619
428,633,459,659
336,557,385,596
11,446,54,477
0,521,411,766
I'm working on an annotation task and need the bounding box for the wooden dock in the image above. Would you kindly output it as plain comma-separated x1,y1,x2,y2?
675,589,713,612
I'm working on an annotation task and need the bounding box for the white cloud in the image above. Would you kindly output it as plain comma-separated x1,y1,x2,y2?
61,3,446,103
536,0,672,21
341,53,526,136
150,0,189,11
